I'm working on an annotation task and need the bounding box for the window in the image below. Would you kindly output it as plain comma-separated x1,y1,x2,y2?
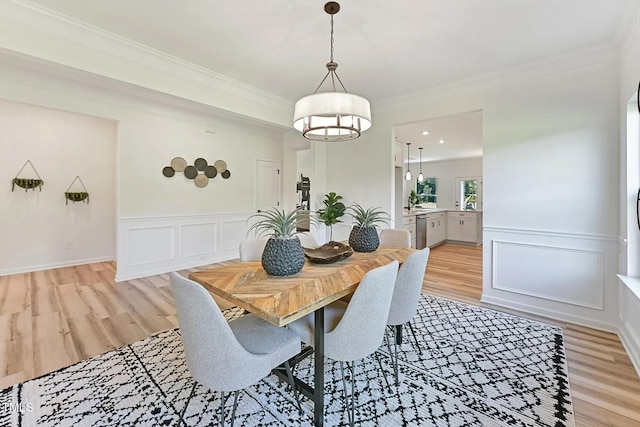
455,177,482,210
416,178,437,207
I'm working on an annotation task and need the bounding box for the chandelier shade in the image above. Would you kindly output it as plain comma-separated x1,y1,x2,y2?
293,92,372,142
293,2,371,142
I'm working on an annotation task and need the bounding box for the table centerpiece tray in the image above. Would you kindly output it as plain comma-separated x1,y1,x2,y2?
303,241,353,264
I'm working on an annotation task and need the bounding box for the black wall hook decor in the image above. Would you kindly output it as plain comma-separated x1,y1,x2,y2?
65,176,90,205
12,160,44,192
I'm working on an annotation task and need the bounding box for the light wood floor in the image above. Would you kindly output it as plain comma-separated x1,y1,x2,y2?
1,243,639,426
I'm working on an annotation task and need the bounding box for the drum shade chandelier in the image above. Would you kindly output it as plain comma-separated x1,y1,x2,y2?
293,2,371,142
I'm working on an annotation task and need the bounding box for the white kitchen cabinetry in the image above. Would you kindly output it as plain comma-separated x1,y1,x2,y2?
401,215,416,248
426,212,446,247
446,211,480,244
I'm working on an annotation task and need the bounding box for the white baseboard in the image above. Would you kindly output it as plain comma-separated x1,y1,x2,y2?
480,294,619,333
0,255,115,277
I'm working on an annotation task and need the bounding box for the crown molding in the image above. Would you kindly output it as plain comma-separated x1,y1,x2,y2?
0,0,293,127
374,43,620,113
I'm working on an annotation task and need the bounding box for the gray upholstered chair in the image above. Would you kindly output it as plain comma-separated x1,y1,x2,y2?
169,272,302,426
385,247,430,385
288,261,399,426
379,228,411,248
238,237,268,262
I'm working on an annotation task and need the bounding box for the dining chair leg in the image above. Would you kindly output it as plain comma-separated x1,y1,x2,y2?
383,327,399,386
407,321,423,355
283,360,302,415
339,361,356,427
392,327,400,386
230,390,240,427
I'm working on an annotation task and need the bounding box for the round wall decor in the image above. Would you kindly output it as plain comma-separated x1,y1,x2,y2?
221,170,231,179
170,157,187,172
195,174,209,188
194,158,208,171
162,166,175,177
214,160,227,173
204,165,217,178
184,166,198,179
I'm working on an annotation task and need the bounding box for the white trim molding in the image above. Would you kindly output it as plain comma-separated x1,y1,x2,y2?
116,212,252,282
482,226,620,332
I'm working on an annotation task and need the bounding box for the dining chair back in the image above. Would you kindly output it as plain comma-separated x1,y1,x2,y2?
385,247,430,385
170,271,301,425
379,229,411,248
288,261,399,426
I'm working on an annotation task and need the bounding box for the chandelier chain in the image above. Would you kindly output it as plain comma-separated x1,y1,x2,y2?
330,14,334,63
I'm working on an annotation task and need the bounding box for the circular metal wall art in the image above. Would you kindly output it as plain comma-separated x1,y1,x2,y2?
184,165,198,179
171,157,187,172
194,158,208,171
214,160,227,173
195,174,209,188
162,166,175,177
221,170,231,179
204,165,217,178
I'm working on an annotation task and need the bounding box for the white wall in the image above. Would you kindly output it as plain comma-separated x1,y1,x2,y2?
326,47,621,332
0,61,286,280
617,19,640,377
119,109,283,217
0,99,116,275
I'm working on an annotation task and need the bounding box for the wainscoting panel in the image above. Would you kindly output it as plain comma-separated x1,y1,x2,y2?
221,219,249,251
180,222,217,258
116,212,252,282
127,225,175,267
483,227,620,332
492,241,603,309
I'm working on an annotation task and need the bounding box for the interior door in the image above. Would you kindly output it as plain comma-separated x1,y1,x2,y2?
255,159,281,212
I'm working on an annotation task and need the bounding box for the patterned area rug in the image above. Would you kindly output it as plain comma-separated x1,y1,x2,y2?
0,295,574,426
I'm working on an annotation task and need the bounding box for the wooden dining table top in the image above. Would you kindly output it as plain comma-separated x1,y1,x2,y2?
188,245,415,327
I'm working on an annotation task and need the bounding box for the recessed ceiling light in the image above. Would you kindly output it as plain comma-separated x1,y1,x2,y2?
422,131,429,135
438,139,444,144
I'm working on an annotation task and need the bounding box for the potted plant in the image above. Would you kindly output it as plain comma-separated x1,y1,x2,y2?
347,204,391,252
247,207,305,276
317,192,346,242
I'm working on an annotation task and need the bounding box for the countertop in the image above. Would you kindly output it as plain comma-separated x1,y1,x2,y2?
402,208,482,217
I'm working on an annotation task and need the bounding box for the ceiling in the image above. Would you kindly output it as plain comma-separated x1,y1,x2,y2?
396,110,483,163
13,1,638,160
24,0,636,103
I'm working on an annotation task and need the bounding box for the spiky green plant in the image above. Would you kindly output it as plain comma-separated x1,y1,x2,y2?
348,204,390,228
247,207,302,238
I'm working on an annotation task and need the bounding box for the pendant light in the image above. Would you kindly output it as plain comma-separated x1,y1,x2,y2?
418,147,424,183
292,2,372,142
405,143,412,180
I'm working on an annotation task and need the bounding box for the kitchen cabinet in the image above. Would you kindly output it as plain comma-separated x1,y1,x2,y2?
426,212,446,247
401,215,416,248
446,211,479,244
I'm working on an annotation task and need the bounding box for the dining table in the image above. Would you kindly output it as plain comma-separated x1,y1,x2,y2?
188,244,415,427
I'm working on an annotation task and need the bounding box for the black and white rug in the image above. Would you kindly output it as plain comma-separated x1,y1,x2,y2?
0,295,575,426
